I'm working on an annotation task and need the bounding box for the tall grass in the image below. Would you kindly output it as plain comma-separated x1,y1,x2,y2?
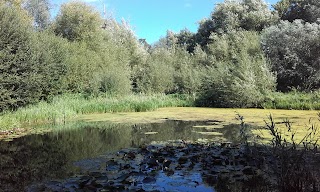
1,90,319,132
236,114,320,191
262,90,320,110
0,93,194,131
263,114,320,191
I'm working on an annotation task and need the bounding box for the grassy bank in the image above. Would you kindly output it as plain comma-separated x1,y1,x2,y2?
1,91,319,134
262,91,320,110
0,94,193,132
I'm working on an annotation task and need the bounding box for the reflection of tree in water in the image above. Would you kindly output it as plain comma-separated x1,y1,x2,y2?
0,122,133,191
0,120,250,191
130,120,211,146
217,124,255,144
206,174,270,192
0,135,69,191
52,123,133,160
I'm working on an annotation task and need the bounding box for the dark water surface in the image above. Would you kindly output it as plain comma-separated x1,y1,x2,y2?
0,120,242,192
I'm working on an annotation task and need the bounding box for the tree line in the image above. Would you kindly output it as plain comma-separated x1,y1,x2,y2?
0,0,319,111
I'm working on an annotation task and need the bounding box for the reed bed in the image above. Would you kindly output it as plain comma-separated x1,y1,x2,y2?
262,90,320,110
0,94,193,131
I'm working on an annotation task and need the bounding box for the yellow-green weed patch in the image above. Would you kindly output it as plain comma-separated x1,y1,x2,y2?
80,107,320,143
80,107,318,126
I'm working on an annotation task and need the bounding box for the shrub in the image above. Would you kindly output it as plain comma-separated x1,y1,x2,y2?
135,48,175,94
196,31,276,108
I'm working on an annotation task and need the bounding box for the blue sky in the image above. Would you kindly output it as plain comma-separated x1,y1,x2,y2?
52,0,279,44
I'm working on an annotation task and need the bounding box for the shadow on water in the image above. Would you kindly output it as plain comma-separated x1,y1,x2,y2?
0,120,244,192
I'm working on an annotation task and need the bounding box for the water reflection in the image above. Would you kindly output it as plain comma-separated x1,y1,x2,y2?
0,120,242,191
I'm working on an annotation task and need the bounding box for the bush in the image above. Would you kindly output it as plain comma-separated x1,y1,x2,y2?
196,31,276,108
135,48,175,94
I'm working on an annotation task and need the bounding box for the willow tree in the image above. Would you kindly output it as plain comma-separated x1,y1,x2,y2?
261,20,320,91
273,0,320,23
197,31,276,108
53,1,103,46
196,0,278,47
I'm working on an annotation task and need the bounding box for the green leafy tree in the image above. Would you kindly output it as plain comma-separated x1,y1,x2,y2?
53,4,140,96
63,42,103,94
196,18,215,47
0,5,40,111
23,0,51,30
102,18,145,95
273,0,320,23
172,48,203,95
1,0,32,23
153,30,178,50
63,18,139,96
53,1,103,45
175,28,196,53
136,48,175,93
196,0,277,47
197,31,276,107
32,31,69,98
1,0,24,7
138,39,151,51
272,0,292,19
261,20,320,91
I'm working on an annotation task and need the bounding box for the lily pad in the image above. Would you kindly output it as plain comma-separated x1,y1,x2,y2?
144,132,158,135
194,131,223,136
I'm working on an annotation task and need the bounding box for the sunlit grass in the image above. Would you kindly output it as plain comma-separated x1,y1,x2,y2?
1,90,319,140
262,90,320,110
0,93,193,131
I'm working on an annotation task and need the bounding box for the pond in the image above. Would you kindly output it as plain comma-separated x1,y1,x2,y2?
1,107,319,191
0,119,248,192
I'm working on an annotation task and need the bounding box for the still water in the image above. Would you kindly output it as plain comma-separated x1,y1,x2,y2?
0,120,243,191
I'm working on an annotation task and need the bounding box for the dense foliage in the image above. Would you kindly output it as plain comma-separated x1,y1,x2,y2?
0,0,319,112
0,5,41,111
261,20,320,91
195,0,277,47
273,0,320,23
23,0,50,30
197,31,275,107
53,1,102,44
